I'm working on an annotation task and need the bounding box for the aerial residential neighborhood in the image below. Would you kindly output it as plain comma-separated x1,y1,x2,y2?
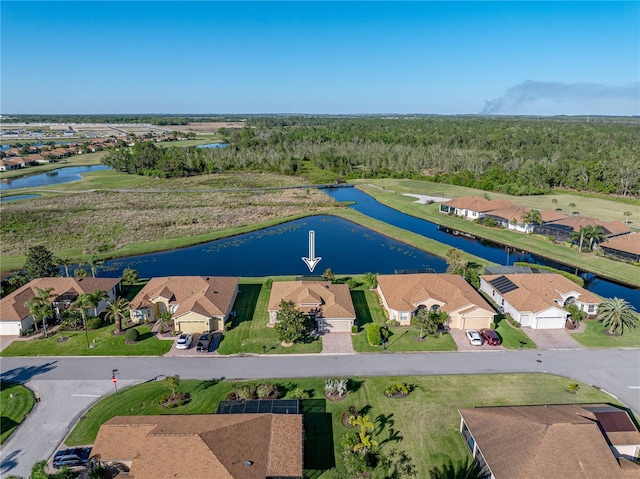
2,1,640,478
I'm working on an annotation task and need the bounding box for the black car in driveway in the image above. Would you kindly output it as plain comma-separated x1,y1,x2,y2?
196,332,213,352
52,447,92,469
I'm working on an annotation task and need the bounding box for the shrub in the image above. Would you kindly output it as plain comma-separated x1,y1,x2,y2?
351,325,359,334
567,382,581,394
86,316,102,330
505,315,520,328
257,382,278,399
346,277,359,289
366,324,382,346
264,278,273,289
386,319,400,327
325,378,348,397
385,382,410,397
291,387,310,400
125,328,140,341
235,383,257,400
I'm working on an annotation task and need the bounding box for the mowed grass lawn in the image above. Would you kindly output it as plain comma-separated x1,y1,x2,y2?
217,278,322,355
0,324,172,357
64,374,624,478
0,382,35,444
571,319,640,348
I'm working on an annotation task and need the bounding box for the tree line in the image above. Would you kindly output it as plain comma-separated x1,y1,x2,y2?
102,116,640,197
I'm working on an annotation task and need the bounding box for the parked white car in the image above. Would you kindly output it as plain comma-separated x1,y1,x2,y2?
175,333,193,350
465,329,484,346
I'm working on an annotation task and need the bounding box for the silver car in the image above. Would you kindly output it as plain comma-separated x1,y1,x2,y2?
465,329,484,346
175,333,193,350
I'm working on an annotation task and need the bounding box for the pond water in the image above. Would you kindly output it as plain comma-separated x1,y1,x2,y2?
0,194,40,202
0,165,111,191
196,143,229,149
100,215,447,278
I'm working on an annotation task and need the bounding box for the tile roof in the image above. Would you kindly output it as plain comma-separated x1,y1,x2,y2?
545,215,631,237
129,276,239,319
0,277,121,322
442,196,512,213
481,273,601,313
91,414,303,479
459,404,640,479
539,209,568,223
268,281,356,319
600,233,640,256
484,205,531,222
376,273,494,314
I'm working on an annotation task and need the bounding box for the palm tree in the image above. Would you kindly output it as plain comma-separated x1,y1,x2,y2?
585,225,605,251
568,202,577,215
551,198,558,211
623,211,632,226
569,226,588,253
87,289,108,317
596,297,639,335
353,430,379,456
349,414,375,433
523,209,542,226
56,257,75,277
72,293,94,348
23,287,55,338
104,297,130,335
86,256,104,278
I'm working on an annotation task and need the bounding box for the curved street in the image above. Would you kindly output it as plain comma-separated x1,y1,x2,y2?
1,348,639,478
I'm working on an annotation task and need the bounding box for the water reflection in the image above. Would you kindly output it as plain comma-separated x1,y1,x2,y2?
0,165,111,190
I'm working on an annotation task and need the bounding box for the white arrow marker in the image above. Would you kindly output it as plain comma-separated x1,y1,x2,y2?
302,230,322,272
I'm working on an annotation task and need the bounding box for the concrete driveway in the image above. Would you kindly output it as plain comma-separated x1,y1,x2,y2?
522,325,585,350
321,332,355,354
449,329,505,351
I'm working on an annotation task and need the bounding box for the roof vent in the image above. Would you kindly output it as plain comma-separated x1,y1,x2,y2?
244,461,253,467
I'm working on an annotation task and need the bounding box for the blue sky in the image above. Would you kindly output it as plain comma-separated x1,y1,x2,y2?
2,1,638,115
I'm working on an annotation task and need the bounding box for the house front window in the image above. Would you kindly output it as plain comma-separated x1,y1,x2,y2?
400,312,409,321
588,305,596,313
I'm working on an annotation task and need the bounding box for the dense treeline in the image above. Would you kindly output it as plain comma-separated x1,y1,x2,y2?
102,116,640,196
0,114,244,125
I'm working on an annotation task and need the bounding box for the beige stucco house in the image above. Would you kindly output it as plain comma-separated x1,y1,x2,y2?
376,273,495,330
459,404,640,479
439,196,512,221
479,273,602,329
129,276,239,333
268,281,356,333
91,413,303,479
0,277,121,336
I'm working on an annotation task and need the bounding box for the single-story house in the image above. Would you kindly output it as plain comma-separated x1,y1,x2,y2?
479,273,602,329
128,276,239,333
268,281,356,333
439,196,512,221
600,233,640,263
376,273,496,330
459,404,640,479
91,413,303,479
534,215,631,243
0,277,121,336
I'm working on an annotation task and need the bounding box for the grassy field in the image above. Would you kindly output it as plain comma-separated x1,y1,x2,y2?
217,279,323,355
63,374,624,478
353,183,640,287
0,382,35,444
0,324,173,357
571,319,640,348
355,178,640,226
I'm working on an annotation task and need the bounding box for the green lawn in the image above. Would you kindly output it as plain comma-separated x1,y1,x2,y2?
217,279,322,355
0,324,173,357
63,374,625,478
493,315,537,350
0,382,36,444
571,319,640,348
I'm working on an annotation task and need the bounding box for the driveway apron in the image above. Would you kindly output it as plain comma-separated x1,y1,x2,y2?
321,333,355,354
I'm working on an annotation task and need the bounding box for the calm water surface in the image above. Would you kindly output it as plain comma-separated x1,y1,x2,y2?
0,165,111,191
196,143,229,149
1,194,40,202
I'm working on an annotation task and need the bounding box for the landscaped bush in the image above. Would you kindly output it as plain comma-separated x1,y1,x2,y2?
351,325,359,334
86,316,103,330
385,382,411,398
324,378,348,400
125,328,140,342
159,391,191,408
257,382,279,399
367,324,382,346
505,315,520,328
346,277,359,289
291,387,310,400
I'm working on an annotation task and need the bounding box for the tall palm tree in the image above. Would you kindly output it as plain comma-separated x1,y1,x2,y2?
623,211,632,226
568,202,577,215
72,293,94,348
23,287,55,338
569,226,588,253
596,298,639,335
86,256,104,278
353,430,379,456
104,297,130,335
523,209,542,226
585,225,605,251
87,289,109,317
57,257,74,277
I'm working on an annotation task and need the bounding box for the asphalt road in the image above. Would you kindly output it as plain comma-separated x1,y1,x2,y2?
1,349,639,478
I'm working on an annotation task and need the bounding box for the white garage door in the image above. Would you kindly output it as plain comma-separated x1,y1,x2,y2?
176,319,209,334
324,320,353,333
535,317,564,329
0,322,22,336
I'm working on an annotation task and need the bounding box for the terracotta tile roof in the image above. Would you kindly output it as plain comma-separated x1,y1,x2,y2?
0,277,121,322
484,205,530,222
539,209,568,222
601,233,640,256
545,215,631,237
376,273,494,314
482,273,601,313
442,196,512,213
92,414,303,479
268,281,356,319
459,404,640,479
129,276,239,319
